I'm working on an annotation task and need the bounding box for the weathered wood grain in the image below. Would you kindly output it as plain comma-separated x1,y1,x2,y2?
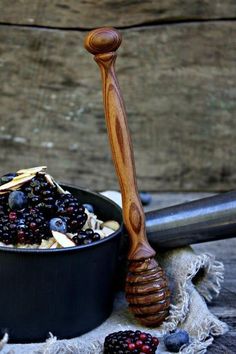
145,193,236,354
0,1,236,28
191,238,236,353
0,23,236,191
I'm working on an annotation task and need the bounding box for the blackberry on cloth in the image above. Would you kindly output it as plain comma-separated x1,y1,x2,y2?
104,330,159,354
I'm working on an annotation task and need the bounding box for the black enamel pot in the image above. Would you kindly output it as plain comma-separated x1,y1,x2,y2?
1,183,236,343
0,185,123,343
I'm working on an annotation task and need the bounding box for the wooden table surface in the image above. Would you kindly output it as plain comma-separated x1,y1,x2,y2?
145,193,236,354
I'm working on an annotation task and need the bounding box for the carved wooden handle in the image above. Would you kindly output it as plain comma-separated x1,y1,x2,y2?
85,28,170,326
85,27,155,260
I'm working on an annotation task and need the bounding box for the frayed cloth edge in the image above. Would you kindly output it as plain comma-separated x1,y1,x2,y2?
0,334,8,351
179,315,228,354
195,255,224,302
180,336,213,354
196,314,228,340
32,335,104,354
162,252,224,332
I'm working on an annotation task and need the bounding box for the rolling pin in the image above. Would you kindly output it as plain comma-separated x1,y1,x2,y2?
145,190,236,249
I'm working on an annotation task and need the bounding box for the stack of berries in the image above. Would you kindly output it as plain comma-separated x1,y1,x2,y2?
0,167,104,247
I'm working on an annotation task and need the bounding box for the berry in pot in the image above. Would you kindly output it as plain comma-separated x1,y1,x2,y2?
22,174,59,215
0,194,8,213
0,207,51,245
8,191,27,211
21,174,88,233
83,203,94,213
73,228,101,246
104,330,159,354
56,194,87,232
0,167,119,249
0,173,17,186
164,329,189,352
49,218,67,234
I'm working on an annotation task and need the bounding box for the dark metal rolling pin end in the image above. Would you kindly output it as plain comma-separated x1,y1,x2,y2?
145,190,236,249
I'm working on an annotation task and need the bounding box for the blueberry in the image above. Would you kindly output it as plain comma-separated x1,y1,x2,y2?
17,219,25,226
139,192,152,206
164,330,189,352
0,173,17,186
49,218,67,233
92,233,100,242
83,203,94,213
8,191,27,210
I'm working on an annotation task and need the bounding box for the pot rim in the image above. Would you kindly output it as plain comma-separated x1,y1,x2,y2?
0,184,124,254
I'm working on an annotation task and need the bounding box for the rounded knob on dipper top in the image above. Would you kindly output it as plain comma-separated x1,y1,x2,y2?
84,27,122,55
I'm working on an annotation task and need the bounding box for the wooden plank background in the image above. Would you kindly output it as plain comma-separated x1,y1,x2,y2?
0,2,236,191
1,1,236,27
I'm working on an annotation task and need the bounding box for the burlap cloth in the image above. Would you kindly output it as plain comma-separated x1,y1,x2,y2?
0,193,228,354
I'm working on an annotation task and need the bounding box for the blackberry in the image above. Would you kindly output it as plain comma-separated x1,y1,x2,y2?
0,194,9,213
21,173,59,217
104,330,159,354
22,174,87,232
20,208,51,244
73,228,100,246
0,215,15,245
0,207,50,245
56,194,87,233
0,170,88,247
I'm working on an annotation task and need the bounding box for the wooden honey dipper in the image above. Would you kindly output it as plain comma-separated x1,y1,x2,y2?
85,27,170,326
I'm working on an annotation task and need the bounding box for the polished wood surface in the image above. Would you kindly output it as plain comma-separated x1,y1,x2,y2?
125,258,170,326
85,27,170,326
